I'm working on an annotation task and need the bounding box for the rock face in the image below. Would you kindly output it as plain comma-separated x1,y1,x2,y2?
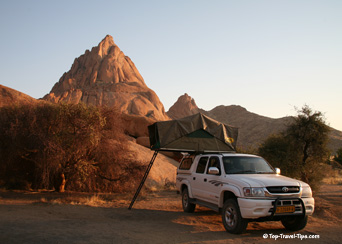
0,84,37,107
167,93,200,119
43,35,169,122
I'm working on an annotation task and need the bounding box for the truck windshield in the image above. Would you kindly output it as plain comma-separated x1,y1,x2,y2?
223,156,275,174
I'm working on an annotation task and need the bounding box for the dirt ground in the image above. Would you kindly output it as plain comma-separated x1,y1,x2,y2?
0,184,341,244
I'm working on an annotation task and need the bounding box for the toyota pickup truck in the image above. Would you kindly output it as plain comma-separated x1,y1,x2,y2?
176,153,315,234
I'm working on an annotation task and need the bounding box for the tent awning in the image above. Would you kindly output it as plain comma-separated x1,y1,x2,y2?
148,113,238,152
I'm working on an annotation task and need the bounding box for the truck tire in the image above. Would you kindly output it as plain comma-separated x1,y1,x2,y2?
182,188,196,213
281,215,308,231
222,199,248,234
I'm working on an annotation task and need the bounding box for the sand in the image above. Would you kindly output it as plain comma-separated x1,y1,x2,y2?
0,184,341,244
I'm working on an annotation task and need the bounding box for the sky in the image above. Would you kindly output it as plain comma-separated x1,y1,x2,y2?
0,0,341,130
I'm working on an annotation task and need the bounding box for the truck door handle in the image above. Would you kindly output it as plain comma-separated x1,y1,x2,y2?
204,178,207,182
193,177,196,180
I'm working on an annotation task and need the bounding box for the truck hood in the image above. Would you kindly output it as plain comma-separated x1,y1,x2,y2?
227,174,308,188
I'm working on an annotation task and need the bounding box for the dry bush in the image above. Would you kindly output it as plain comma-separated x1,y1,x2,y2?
60,107,146,193
0,104,37,189
0,104,146,193
90,138,145,193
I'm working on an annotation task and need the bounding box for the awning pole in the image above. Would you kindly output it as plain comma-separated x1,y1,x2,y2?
128,150,159,210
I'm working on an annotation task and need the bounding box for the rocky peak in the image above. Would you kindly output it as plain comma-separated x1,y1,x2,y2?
51,34,145,90
97,35,115,58
43,35,168,122
167,93,200,119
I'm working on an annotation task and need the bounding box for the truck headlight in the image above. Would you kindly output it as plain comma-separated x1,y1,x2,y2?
301,185,312,198
244,187,265,197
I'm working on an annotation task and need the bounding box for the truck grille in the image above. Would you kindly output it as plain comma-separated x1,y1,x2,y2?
266,186,300,193
269,199,303,214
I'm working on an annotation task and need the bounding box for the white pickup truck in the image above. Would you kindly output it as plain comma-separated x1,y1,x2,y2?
176,153,315,234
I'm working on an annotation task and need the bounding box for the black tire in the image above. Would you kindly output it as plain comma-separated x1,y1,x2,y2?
221,199,248,234
182,188,196,213
281,215,308,231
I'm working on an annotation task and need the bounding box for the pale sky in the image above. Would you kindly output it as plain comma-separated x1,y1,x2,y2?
1,0,341,130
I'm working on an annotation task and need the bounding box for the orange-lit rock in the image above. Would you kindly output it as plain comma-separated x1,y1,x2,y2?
43,35,169,122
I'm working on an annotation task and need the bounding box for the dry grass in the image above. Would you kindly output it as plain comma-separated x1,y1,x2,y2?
323,175,342,185
47,195,107,207
322,163,342,185
34,193,129,208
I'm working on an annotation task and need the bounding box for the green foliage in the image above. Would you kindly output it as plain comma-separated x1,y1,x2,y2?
0,103,143,192
258,105,330,192
258,134,300,177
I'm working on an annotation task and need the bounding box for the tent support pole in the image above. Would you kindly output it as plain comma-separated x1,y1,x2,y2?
128,150,159,210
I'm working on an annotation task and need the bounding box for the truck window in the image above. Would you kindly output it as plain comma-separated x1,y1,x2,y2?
196,157,208,174
206,156,221,175
179,157,193,170
223,156,274,174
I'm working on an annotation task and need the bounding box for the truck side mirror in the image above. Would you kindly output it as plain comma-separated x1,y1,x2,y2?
275,168,281,175
208,167,220,175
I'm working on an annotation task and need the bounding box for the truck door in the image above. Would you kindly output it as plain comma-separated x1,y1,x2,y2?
202,156,222,204
191,156,209,199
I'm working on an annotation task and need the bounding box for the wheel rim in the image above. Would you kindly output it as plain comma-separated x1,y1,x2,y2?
182,192,188,208
224,206,237,228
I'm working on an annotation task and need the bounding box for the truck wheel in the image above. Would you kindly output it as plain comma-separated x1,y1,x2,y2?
281,215,308,231
222,199,248,234
182,188,196,213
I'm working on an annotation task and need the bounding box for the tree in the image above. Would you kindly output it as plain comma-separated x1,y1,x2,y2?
258,134,298,176
286,105,330,184
259,105,330,192
0,103,106,191
43,103,106,192
0,103,145,193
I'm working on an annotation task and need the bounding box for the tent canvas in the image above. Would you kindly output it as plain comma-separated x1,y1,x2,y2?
148,113,238,152
129,113,238,209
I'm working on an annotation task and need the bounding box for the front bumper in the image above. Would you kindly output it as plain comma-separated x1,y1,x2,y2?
238,197,314,219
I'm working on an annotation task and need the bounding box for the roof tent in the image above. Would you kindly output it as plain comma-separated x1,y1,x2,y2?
129,113,238,209
148,113,238,152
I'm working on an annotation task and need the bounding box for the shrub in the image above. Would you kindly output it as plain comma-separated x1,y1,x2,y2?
0,103,143,193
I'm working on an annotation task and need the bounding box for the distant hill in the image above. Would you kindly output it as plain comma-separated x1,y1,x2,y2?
167,93,342,152
204,105,292,149
0,84,37,107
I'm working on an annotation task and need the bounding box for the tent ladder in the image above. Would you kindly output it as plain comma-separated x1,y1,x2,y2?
128,150,159,210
